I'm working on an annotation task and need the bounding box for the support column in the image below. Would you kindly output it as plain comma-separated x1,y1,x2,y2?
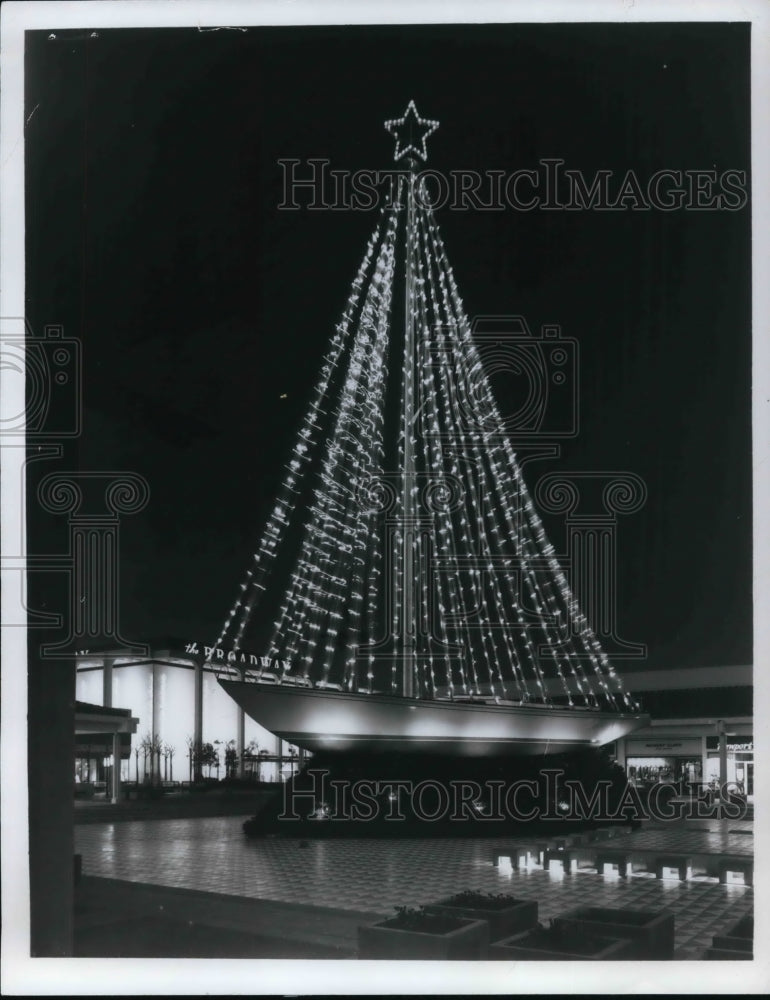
718,720,728,795
111,732,121,804
236,706,245,779
102,655,113,708
28,656,75,955
193,660,203,780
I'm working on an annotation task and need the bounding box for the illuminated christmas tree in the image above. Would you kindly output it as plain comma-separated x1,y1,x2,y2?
208,102,639,717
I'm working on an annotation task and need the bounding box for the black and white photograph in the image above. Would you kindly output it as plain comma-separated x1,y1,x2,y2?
1,0,768,994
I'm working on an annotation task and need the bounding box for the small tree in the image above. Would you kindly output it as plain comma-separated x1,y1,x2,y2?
160,742,176,782
139,733,163,785
186,735,203,782
198,742,219,779
244,739,260,782
224,739,238,780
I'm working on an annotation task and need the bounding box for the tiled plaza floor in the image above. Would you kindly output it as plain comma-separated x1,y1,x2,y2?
75,816,753,959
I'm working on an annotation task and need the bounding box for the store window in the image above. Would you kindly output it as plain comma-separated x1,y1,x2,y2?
627,756,702,789
706,737,753,795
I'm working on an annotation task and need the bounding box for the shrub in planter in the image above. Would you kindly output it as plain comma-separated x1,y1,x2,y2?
424,890,538,942
553,906,675,959
358,906,489,960
489,919,633,961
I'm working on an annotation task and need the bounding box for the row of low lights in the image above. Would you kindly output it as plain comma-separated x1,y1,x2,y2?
496,846,749,885
205,211,392,673
422,197,639,712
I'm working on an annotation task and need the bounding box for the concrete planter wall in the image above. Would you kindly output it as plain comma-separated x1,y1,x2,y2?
358,917,489,960
553,906,675,959
424,898,538,943
489,928,633,961
706,915,753,959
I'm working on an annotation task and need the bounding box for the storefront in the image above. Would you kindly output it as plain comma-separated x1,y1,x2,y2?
74,701,138,801
75,640,303,784
623,736,704,790
615,717,753,800
706,737,753,795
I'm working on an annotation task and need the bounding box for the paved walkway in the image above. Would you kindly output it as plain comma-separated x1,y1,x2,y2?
74,815,752,960
74,788,270,824
75,877,373,958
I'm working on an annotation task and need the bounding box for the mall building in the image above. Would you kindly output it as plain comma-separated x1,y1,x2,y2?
74,639,752,800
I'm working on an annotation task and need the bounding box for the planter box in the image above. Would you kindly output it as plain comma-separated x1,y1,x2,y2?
711,915,753,954
489,928,633,961
705,946,753,960
544,848,582,873
553,906,675,959
595,850,633,879
424,898,538,942
358,917,489,960
492,847,531,871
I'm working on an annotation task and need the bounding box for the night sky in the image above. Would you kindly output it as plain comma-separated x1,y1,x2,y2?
24,22,752,673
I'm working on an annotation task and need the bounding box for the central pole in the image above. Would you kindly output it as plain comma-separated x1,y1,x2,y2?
402,160,417,699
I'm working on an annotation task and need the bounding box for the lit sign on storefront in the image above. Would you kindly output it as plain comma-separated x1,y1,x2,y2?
626,738,702,755
182,641,292,673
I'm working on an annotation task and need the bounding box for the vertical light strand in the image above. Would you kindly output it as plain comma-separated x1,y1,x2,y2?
208,211,388,673
416,198,523,700
270,212,399,682
414,199,503,697
425,202,634,710
422,204,564,704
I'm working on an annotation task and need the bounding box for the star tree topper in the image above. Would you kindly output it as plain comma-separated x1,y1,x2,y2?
384,100,440,162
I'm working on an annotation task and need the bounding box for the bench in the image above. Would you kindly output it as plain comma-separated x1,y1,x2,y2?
492,847,533,871
654,854,692,881
717,856,753,887
544,848,582,874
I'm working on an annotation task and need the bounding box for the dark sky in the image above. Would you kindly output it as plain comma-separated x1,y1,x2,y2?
25,22,752,672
